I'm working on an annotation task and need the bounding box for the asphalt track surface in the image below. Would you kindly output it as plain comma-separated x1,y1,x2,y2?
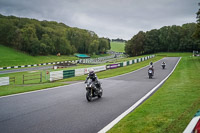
0,57,180,133
0,66,53,74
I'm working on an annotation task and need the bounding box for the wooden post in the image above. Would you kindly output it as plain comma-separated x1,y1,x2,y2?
40,72,42,83
23,75,24,84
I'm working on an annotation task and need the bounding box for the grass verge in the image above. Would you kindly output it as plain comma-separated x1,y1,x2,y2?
110,41,125,52
108,53,200,133
0,45,78,67
0,82,67,97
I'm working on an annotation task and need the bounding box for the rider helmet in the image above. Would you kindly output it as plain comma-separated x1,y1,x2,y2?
89,68,95,76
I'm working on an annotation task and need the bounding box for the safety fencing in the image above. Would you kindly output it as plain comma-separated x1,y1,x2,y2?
49,55,155,82
0,55,155,85
0,54,121,70
0,60,79,70
23,72,42,84
79,55,115,64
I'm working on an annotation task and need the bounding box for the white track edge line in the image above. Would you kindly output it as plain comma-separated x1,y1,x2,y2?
0,56,162,99
98,57,181,133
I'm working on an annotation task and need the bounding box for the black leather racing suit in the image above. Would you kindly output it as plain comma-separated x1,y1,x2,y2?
85,73,100,89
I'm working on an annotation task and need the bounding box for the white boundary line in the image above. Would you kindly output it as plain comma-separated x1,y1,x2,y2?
0,56,158,99
98,57,181,133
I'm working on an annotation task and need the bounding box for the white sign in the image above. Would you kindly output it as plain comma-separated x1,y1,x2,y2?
50,70,63,81
75,68,85,76
0,77,9,86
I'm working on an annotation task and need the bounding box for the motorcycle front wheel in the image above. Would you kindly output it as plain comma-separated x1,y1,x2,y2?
98,88,103,98
149,74,152,79
86,91,92,102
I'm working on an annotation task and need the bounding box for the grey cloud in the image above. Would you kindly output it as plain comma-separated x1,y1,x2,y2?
0,0,198,40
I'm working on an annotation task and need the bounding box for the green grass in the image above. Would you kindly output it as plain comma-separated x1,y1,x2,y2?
110,41,125,52
156,52,192,57
0,45,78,67
108,53,200,133
0,82,67,96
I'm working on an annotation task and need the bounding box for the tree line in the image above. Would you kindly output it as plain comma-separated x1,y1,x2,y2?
125,23,200,56
111,38,127,42
0,14,110,56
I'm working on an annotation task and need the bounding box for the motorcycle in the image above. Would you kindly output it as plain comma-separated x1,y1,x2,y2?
148,69,153,79
161,64,166,69
85,80,103,102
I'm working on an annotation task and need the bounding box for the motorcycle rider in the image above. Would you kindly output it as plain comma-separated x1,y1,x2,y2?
161,61,166,66
148,65,154,75
85,68,100,91
150,61,153,66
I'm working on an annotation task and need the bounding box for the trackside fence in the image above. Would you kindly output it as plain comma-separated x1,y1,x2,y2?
49,55,155,82
9,77,15,84
23,72,42,84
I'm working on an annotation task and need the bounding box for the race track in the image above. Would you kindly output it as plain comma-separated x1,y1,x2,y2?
0,57,180,133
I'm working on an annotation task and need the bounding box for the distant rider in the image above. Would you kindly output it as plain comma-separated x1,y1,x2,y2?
161,61,166,66
150,61,153,66
149,65,154,75
85,68,100,90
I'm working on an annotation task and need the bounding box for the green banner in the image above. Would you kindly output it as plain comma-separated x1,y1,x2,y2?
63,70,75,79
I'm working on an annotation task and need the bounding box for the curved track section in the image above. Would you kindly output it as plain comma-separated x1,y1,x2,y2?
0,57,180,133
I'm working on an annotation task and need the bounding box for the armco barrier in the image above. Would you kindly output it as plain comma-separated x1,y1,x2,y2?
0,77,9,86
127,61,130,66
75,68,85,76
84,66,106,74
107,64,119,69
123,62,127,67
0,60,79,70
50,55,155,81
119,63,123,67
50,70,63,81
63,70,75,79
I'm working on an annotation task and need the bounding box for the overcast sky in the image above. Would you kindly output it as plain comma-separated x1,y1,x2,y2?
0,0,199,40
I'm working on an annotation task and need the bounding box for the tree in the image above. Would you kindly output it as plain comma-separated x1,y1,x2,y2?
158,26,170,52
193,3,200,50
99,38,109,54
41,34,54,54
88,40,99,55
20,24,39,53
125,31,145,56
194,3,200,39
179,23,197,52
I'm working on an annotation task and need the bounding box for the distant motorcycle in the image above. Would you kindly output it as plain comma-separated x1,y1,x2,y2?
85,80,103,102
161,64,165,69
148,69,153,79
161,62,166,69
